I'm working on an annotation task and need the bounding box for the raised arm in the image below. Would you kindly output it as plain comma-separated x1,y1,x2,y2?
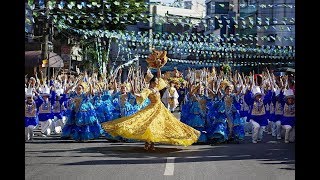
157,67,161,79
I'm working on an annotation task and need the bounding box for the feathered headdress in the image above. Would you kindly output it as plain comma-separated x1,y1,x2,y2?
146,50,168,68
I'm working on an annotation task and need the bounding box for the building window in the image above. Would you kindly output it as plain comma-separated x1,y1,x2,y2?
215,2,229,14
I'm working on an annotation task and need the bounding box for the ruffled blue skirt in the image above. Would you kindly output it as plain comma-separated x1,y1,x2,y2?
232,125,245,140
61,121,103,141
180,103,190,123
75,110,99,126
207,122,228,142
95,106,114,123
185,114,205,128
120,104,139,117
61,109,103,141
194,127,208,143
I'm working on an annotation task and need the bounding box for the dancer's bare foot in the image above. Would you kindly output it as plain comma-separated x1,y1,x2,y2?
144,142,149,150
149,142,155,151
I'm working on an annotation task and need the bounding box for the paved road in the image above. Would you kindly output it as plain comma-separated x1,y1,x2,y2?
25,113,295,180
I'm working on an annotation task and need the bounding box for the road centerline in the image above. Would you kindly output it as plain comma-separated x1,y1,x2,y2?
164,157,175,176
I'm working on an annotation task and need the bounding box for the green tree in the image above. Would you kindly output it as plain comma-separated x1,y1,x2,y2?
27,0,148,74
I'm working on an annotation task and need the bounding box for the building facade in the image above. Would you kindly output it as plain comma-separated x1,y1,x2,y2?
256,0,295,47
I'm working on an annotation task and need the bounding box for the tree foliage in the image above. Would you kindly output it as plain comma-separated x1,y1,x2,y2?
28,0,148,32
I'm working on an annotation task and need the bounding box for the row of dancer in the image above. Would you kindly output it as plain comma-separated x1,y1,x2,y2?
25,69,151,142
178,67,295,144
25,66,295,145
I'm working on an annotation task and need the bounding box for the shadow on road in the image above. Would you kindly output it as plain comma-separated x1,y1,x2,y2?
26,134,295,171
62,143,294,171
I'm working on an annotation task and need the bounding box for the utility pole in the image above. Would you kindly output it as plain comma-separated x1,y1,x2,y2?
41,0,50,84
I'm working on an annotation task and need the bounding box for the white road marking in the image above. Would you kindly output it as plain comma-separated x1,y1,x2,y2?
164,157,175,176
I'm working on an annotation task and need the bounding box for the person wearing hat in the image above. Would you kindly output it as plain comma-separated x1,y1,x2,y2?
25,88,38,141
36,85,54,137
51,87,67,134
236,79,251,136
280,89,295,143
244,85,273,143
269,88,284,140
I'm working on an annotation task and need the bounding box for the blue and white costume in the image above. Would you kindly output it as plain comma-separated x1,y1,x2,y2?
239,86,251,135
281,89,295,143
245,86,272,143
25,88,38,141
51,88,67,134
36,86,54,136
270,89,284,139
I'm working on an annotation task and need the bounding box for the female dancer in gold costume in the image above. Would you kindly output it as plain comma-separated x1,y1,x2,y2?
101,68,200,150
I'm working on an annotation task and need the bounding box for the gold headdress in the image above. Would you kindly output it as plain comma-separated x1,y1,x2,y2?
79,82,89,93
146,49,168,68
220,79,233,90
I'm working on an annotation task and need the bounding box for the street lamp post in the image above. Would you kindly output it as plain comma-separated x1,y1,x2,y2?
41,0,50,85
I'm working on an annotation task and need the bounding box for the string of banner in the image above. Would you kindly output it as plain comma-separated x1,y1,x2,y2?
50,16,295,44
26,0,295,32
55,22,295,60
165,58,294,67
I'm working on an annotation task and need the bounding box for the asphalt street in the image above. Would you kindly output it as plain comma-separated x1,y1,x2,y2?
25,113,295,180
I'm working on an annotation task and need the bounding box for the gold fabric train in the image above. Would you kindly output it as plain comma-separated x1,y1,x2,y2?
102,78,200,146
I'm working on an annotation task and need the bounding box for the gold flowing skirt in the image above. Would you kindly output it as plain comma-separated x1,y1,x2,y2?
102,100,200,146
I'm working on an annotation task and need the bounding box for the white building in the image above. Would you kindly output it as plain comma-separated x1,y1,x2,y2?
110,0,206,63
